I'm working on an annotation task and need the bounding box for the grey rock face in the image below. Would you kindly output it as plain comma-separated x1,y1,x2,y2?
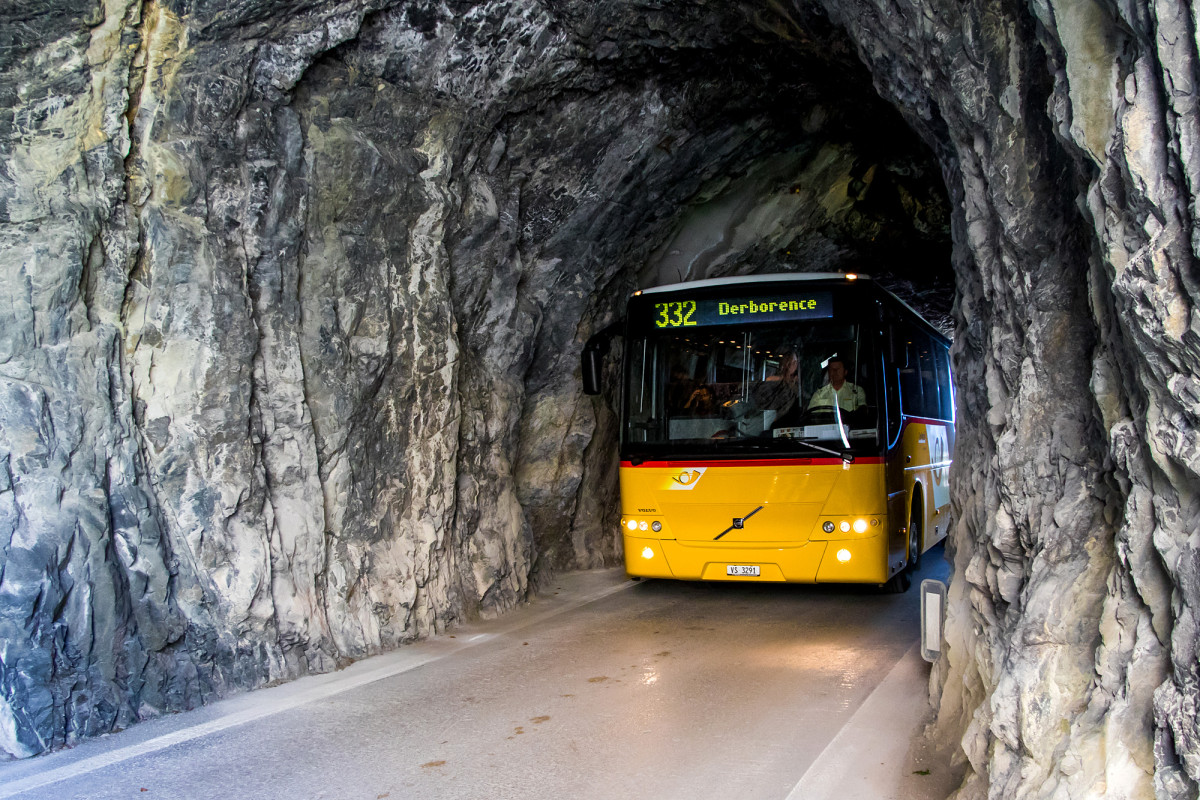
813,0,1200,796
1,3,1197,800
0,0,911,755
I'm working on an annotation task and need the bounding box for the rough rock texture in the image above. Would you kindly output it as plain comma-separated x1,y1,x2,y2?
816,0,1200,797
0,0,946,756
0,2,1197,799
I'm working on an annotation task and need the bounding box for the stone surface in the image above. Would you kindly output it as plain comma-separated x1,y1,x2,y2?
0,3,1197,800
811,0,1200,796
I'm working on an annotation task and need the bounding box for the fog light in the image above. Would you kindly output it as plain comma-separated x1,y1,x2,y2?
651,521,662,532
822,521,835,534
642,547,655,560
853,518,868,534
626,519,638,531
639,521,648,531
836,548,852,563
839,520,851,533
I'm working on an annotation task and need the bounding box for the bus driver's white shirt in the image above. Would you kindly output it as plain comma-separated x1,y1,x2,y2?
808,381,866,411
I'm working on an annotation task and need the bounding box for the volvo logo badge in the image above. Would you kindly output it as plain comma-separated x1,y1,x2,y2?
714,505,764,540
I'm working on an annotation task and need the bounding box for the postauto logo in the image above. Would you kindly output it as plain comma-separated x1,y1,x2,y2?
669,467,707,490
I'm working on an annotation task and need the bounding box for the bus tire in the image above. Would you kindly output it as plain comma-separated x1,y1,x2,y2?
907,492,923,574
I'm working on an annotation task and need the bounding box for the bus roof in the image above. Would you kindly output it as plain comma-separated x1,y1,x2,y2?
636,273,865,295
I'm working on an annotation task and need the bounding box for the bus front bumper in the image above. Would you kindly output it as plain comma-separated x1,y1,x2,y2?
624,534,890,584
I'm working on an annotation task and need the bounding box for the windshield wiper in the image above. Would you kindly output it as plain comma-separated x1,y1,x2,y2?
773,435,854,463
832,391,852,450
710,435,854,463
718,439,776,450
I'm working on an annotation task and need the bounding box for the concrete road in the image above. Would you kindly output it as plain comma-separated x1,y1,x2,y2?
0,548,951,800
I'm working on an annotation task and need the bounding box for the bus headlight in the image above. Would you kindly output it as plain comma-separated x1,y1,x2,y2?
836,548,852,563
639,521,648,531
642,547,655,560
651,521,662,532
819,517,880,538
626,519,638,531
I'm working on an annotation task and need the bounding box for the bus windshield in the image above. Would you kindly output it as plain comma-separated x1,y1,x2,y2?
624,318,880,457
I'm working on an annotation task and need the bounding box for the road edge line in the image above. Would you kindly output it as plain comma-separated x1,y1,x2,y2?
0,574,636,799
785,642,929,800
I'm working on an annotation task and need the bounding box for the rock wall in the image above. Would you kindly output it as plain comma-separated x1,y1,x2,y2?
0,0,939,756
814,0,1200,796
1,3,1197,799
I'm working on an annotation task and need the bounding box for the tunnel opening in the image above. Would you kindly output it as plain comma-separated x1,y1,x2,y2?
293,0,960,589
4,2,1197,797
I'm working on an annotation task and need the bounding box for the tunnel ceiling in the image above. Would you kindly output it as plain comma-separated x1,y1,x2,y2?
3,2,1200,800
306,1,955,325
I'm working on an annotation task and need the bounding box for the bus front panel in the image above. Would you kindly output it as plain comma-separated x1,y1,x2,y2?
619,459,891,583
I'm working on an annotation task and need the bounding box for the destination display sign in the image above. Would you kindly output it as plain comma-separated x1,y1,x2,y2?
649,292,834,329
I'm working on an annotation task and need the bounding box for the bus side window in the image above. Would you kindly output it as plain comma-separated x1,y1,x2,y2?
918,338,941,418
898,334,924,416
885,324,904,442
935,344,953,419
625,339,661,442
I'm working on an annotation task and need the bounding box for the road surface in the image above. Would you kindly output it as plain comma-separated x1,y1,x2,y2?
0,548,951,800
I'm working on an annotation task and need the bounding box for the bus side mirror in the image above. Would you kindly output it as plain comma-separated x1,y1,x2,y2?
581,322,620,396
582,347,604,395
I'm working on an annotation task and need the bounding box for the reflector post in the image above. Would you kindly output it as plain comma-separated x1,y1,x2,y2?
920,579,948,663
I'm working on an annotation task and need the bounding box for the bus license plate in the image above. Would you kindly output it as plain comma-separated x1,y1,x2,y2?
727,565,760,577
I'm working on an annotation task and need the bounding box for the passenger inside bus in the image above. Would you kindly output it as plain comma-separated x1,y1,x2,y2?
754,351,801,415
682,384,716,416
666,365,697,413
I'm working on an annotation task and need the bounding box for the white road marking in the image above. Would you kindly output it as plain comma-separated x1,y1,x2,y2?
785,643,929,800
0,577,636,799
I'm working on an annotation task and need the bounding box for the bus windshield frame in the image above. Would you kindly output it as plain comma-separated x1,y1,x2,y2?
621,281,885,461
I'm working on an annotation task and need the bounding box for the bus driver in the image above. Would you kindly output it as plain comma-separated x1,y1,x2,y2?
808,357,866,412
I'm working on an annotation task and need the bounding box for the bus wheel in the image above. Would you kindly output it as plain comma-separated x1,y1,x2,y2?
907,506,923,574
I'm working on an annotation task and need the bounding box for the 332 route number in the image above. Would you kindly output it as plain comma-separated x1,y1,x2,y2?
655,300,698,328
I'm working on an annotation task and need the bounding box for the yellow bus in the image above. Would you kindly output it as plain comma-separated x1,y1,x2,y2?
583,273,954,592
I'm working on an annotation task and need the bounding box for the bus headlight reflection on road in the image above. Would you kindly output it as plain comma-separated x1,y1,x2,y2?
836,548,852,563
